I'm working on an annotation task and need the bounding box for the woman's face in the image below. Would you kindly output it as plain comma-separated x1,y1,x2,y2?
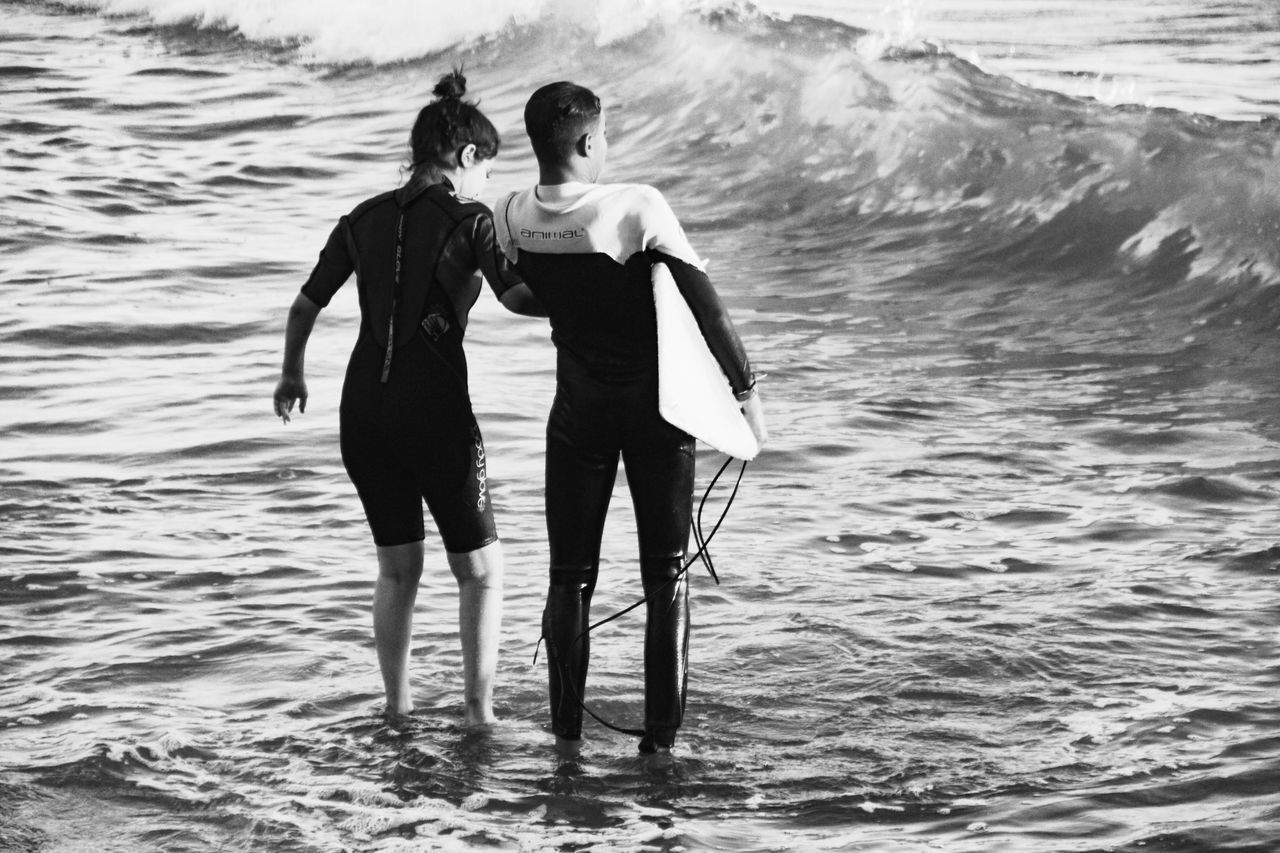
456,157,493,200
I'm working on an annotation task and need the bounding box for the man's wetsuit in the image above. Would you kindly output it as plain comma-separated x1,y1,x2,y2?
496,181,754,748
301,179,522,551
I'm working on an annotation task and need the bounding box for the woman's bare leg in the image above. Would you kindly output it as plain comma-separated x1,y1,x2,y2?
447,540,504,726
373,541,425,716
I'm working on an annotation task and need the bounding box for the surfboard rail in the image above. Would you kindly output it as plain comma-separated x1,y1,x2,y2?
653,262,760,460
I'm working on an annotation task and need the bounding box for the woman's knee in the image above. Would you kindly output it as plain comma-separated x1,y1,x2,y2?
376,540,425,585
448,540,504,586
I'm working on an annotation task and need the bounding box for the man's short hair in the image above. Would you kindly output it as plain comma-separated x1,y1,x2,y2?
524,82,601,165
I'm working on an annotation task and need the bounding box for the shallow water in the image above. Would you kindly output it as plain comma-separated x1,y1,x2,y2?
3,1,1280,851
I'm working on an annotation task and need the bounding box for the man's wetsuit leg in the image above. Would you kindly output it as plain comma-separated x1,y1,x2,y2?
542,562,595,741
542,351,696,746
543,392,619,740
625,433,695,751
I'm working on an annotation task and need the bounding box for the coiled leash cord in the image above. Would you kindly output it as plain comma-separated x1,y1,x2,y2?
535,455,749,739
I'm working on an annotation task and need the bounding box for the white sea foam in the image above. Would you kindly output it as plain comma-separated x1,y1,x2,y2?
74,0,695,62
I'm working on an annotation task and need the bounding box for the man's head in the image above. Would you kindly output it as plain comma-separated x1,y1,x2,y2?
524,82,606,179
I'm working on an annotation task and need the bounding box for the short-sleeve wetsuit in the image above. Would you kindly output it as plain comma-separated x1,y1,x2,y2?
302,179,521,551
496,181,754,748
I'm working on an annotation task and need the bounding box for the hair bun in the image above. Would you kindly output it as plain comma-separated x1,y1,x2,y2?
433,70,467,102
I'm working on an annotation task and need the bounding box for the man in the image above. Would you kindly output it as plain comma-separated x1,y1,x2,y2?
496,81,767,753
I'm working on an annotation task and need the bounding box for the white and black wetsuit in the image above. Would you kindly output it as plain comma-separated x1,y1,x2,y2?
497,182,754,748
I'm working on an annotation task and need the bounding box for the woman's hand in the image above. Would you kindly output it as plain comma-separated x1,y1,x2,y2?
273,373,308,424
274,293,322,424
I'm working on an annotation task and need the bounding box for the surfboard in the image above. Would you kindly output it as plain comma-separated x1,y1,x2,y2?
653,262,760,460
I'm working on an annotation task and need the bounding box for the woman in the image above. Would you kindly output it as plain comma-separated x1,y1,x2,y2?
272,71,541,725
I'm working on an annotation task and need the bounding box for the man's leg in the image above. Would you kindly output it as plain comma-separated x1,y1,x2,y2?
625,434,696,752
543,429,618,742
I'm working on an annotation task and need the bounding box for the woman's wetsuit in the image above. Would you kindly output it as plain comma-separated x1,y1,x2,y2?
300,179,521,551
496,182,754,748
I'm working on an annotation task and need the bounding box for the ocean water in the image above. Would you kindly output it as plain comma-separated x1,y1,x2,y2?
3,0,1280,850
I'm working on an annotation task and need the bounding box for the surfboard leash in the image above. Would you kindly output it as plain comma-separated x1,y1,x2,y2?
533,455,749,740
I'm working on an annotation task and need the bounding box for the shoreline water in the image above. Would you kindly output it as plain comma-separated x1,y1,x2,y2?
3,1,1280,850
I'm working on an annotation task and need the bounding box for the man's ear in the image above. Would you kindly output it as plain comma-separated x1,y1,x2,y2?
458,143,478,168
575,132,592,158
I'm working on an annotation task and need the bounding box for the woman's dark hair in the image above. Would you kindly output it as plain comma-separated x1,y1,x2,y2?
409,70,500,171
524,81,601,165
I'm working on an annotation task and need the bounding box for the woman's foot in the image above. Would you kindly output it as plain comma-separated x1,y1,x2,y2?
464,701,497,728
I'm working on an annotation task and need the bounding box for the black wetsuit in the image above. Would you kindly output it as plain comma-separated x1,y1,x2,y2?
497,182,753,748
301,179,521,551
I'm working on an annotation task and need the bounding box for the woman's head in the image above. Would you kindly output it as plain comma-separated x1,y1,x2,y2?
409,70,500,176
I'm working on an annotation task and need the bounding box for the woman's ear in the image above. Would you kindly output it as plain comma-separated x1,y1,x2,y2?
458,143,478,168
